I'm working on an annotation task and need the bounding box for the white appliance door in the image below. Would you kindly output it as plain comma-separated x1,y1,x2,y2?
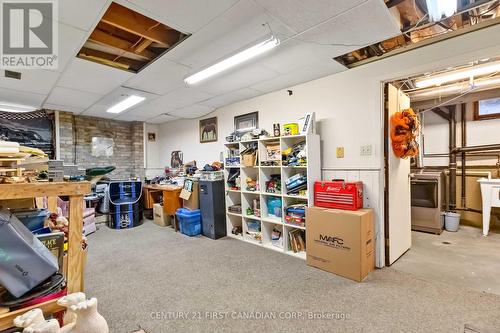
386,83,412,265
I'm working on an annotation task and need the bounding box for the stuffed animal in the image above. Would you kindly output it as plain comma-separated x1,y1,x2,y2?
24,319,60,333
60,298,108,333
57,292,86,325
13,297,109,333
13,308,45,331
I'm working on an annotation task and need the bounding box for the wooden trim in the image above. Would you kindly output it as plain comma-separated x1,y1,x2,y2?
0,182,91,200
473,100,500,121
67,195,84,293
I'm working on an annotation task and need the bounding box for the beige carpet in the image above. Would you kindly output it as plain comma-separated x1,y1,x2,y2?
85,221,500,332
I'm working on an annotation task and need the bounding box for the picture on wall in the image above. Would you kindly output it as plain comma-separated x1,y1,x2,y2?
234,111,258,133
200,117,218,143
0,110,55,158
148,132,156,142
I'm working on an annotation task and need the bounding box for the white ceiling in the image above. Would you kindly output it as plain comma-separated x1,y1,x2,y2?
1,0,400,123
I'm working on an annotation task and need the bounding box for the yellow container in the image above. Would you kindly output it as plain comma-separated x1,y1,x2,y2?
283,123,299,136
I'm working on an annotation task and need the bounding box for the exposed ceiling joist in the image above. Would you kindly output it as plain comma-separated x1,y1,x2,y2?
88,29,155,61
101,3,181,47
78,47,144,71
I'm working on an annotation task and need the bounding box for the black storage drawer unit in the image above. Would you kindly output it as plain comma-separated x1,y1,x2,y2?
199,180,226,239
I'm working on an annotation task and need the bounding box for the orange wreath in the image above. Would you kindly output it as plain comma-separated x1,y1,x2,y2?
390,108,420,159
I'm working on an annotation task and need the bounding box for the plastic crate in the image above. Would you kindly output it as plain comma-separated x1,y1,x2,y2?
176,208,202,236
11,209,48,232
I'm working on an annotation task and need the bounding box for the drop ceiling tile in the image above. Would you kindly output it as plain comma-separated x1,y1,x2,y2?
165,1,295,69
46,86,103,109
59,0,109,31
0,89,46,108
298,0,400,54
53,23,88,72
168,104,213,119
195,64,279,96
43,103,84,114
122,0,239,33
58,58,134,95
0,70,60,95
86,86,159,109
199,88,262,108
250,62,346,93
254,0,366,33
152,87,213,110
113,114,146,122
124,102,174,119
147,114,179,124
125,58,190,95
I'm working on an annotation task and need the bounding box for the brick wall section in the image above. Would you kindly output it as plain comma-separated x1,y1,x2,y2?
57,111,144,179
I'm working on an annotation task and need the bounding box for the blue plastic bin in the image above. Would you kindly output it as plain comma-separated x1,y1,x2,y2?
176,208,202,236
11,209,48,232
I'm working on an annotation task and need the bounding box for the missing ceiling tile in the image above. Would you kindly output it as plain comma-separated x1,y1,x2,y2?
77,2,190,73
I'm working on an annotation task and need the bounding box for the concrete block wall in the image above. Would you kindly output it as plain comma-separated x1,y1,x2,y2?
58,111,144,179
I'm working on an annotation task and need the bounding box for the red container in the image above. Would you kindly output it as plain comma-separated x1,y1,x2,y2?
314,181,363,211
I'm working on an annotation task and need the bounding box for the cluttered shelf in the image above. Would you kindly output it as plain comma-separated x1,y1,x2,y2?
0,181,90,331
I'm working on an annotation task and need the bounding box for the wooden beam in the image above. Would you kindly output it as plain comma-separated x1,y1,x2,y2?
134,38,153,54
88,29,156,61
78,47,146,71
101,3,181,46
0,182,91,200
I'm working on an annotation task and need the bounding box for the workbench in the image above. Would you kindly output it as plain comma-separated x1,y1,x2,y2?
0,181,91,330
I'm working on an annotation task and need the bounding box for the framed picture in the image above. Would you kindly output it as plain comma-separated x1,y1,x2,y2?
474,97,500,121
234,111,258,132
148,132,156,142
200,117,218,143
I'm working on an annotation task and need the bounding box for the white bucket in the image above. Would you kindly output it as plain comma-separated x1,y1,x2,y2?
445,212,461,232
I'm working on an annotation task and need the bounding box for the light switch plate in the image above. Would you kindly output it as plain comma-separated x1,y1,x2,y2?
336,147,345,158
360,145,372,156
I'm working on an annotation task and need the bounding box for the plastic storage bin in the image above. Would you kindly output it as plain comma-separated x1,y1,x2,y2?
11,209,48,232
176,208,202,236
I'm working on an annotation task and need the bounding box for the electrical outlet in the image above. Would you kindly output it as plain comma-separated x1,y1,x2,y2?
360,145,372,156
336,147,345,158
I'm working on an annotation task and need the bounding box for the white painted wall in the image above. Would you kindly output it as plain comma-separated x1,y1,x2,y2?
144,123,163,178
422,102,500,167
156,23,500,267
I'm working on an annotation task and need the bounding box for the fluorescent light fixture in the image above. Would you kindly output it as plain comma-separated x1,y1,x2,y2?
185,35,280,85
426,0,457,22
410,76,500,101
107,95,145,114
415,60,500,88
0,102,37,113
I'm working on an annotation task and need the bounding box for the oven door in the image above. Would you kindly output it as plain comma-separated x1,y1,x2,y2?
411,179,438,208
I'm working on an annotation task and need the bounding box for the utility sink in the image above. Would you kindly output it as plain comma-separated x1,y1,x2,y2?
477,178,500,236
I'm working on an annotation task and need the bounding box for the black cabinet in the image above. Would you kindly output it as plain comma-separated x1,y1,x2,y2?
199,180,226,239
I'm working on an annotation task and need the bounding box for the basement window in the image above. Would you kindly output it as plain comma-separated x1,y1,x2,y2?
474,97,500,121
77,2,189,73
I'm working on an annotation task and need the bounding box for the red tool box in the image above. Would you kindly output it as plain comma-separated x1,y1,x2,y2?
314,181,363,211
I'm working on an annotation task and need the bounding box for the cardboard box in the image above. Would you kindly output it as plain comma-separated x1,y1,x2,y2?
306,207,374,282
153,203,170,227
182,180,199,210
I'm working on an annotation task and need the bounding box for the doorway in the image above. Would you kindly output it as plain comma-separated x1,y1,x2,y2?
383,56,500,295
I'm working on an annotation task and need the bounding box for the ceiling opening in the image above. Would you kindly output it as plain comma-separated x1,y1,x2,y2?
77,2,190,73
335,0,500,68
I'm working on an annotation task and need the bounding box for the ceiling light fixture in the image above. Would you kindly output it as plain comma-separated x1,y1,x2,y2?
0,102,37,113
415,60,500,88
184,35,280,85
410,76,500,101
425,0,458,22
107,95,145,114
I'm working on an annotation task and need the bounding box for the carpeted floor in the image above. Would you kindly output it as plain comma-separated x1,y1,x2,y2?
85,221,500,333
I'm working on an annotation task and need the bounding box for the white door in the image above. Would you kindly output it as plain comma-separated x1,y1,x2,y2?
386,83,412,265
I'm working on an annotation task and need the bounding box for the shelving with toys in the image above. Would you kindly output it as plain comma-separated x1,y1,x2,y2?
222,130,320,260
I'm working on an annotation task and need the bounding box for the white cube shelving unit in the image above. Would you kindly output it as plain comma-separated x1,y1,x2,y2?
223,134,321,260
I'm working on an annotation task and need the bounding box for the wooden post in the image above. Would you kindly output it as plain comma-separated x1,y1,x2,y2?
67,195,84,293
47,196,58,213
